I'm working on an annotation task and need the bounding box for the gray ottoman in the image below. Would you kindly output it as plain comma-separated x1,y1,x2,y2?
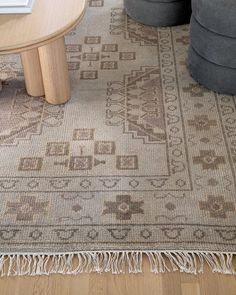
124,0,191,27
188,0,236,95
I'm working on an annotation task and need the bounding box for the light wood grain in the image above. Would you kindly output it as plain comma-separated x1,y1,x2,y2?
38,37,70,105
21,48,45,97
0,0,86,54
181,283,200,295
0,257,236,295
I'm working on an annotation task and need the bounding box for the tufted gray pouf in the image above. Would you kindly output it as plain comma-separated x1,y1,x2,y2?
124,0,191,27
188,0,236,95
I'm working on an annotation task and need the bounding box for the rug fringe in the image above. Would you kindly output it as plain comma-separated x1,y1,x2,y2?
0,251,235,276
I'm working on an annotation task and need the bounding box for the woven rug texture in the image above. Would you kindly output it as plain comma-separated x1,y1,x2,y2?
0,0,236,276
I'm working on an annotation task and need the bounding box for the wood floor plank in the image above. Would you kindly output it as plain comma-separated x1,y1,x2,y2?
89,272,107,295
162,271,182,295
217,274,236,295
141,257,163,295
33,277,49,295
180,272,200,284
198,266,223,295
68,275,90,295
0,259,236,295
181,283,200,295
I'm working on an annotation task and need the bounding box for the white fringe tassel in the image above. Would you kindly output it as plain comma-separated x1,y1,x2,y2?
0,251,235,276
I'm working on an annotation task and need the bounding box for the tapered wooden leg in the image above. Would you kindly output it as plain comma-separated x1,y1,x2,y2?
38,37,70,105
21,48,45,97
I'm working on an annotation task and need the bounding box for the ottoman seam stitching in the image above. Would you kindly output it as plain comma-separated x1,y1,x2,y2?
192,15,236,40
190,45,236,70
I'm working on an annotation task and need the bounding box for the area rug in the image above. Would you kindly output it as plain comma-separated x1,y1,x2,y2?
0,0,236,276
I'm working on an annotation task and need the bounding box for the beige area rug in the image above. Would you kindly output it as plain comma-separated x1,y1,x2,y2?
0,0,236,276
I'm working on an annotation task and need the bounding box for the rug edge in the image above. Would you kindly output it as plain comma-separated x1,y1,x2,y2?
0,251,235,276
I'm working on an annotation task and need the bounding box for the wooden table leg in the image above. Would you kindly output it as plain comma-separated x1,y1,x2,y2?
21,48,45,97
38,37,70,105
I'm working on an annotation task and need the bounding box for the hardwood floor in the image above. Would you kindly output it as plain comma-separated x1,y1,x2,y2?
0,257,236,295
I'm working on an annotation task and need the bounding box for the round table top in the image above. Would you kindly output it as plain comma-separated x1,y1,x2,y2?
0,0,87,54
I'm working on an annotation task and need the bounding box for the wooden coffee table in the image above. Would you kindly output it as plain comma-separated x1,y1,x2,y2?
0,0,86,104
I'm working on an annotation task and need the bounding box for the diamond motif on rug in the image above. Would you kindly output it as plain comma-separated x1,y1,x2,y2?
0,80,64,146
